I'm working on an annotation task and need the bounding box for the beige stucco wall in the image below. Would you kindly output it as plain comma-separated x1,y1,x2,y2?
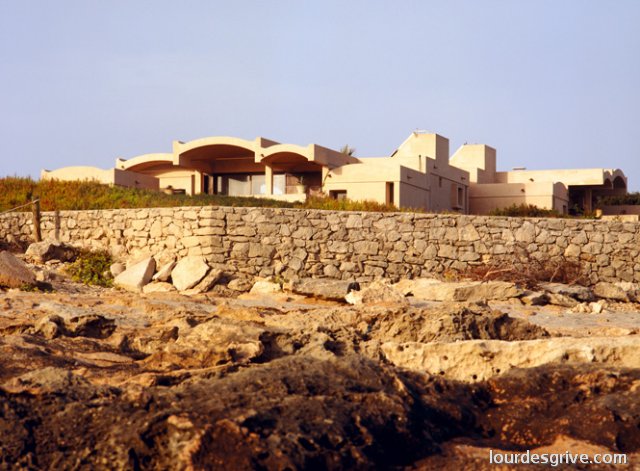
450,145,497,184
495,169,609,186
468,181,568,214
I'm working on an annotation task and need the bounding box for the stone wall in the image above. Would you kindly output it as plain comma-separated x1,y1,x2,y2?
1,206,639,284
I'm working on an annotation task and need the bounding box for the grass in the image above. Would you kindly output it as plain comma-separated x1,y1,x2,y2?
0,177,416,213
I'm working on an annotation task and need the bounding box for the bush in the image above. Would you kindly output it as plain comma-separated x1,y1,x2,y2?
597,192,640,206
489,204,562,218
65,250,114,287
452,243,587,288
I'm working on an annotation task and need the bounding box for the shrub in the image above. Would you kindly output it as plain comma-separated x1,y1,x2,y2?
65,249,114,287
452,243,587,288
489,204,562,218
597,192,640,206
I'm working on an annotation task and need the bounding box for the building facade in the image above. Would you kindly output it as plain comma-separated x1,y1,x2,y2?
42,132,627,215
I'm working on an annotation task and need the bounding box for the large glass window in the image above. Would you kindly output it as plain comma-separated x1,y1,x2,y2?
215,173,287,196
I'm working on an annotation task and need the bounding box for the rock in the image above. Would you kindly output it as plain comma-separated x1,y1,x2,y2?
614,282,640,302
110,263,126,277
182,268,223,295
142,282,177,294
593,282,630,302
152,261,177,282
249,280,282,295
393,278,441,296
405,280,523,302
25,240,77,263
2,367,91,395
539,283,594,302
227,278,253,292
546,293,579,307
521,291,549,306
114,257,156,292
382,336,640,382
290,278,360,301
171,256,210,291
0,251,37,289
346,280,408,306
590,301,606,314
33,315,65,339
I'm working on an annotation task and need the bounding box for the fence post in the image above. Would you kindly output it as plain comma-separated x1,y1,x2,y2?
54,209,61,241
32,199,42,242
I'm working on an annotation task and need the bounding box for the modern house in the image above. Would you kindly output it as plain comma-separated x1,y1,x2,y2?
42,132,628,215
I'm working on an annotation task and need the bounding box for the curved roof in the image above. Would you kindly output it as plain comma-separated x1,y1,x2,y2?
116,153,173,171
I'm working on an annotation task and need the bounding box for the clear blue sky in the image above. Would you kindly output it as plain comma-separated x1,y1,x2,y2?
1,1,639,189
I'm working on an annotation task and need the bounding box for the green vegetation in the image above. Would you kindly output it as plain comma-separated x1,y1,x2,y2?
489,204,563,218
597,192,640,206
0,177,409,213
65,249,114,287
0,177,294,212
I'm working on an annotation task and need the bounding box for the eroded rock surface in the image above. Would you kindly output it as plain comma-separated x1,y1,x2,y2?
0,274,638,469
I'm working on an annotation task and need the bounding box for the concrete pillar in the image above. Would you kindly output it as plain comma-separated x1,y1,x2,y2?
265,164,273,195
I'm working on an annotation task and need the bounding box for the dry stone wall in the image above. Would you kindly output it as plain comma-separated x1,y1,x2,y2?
1,206,639,284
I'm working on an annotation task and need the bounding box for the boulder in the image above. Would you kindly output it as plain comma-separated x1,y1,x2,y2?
114,257,156,292
227,278,253,292
110,263,126,277
0,251,37,289
153,261,177,282
143,282,177,294
539,283,594,302
290,278,360,301
25,240,77,263
404,280,523,302
182,268,223,295
171,256,210,291
593,282,633,302
346,280,408,306
249,280,282,295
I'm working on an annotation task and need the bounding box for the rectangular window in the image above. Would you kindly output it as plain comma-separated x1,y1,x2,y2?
457,187,464,207
329,190,347,200
386,182,394,205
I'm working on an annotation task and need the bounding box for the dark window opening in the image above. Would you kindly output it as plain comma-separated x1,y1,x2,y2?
329,190,347,200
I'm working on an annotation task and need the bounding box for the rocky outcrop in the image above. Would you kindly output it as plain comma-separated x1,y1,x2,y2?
0,251,36,289
382,336,640,382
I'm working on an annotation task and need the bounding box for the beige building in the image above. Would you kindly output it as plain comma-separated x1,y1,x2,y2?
42,132,628,215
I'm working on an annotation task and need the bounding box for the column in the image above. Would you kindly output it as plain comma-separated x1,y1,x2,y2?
265,164,273,195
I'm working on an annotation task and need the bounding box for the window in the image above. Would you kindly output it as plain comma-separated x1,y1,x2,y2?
439,177,443,188
329,190,347,200
386,182,394,205
451,184,464,209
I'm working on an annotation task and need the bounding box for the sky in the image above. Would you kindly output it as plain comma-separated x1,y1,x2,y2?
1,1,639,189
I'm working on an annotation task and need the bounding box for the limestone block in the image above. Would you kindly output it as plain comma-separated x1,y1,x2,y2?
114,257,156,292
171,256,210,291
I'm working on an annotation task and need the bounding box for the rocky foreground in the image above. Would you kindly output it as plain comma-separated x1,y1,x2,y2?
0,254,639,469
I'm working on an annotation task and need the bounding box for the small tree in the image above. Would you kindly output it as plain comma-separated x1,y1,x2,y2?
339,145,356,156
